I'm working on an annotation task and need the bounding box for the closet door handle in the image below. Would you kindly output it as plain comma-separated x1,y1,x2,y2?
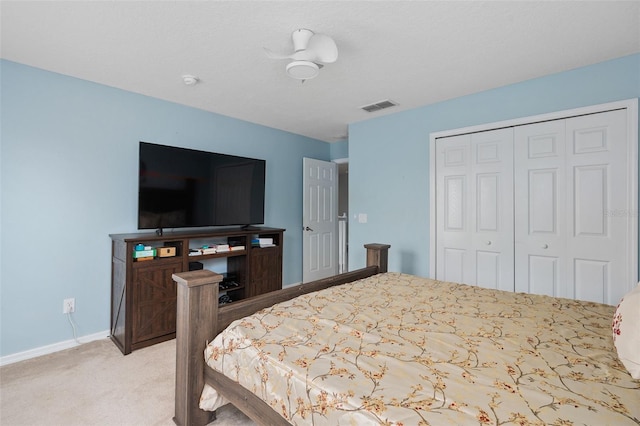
541,244,549,249
486,240,492,246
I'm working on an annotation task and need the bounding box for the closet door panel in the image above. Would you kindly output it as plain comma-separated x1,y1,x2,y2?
444,176,466,231
566,109,628,304
436,134,473,284
528,169,557,233
528,255,559,296
443,248,466,284
471,129,514,291
476,250,500,287
574,259,608,303
573,165,607,236
476,173,499,231
436,129,514,290
514,120,566,297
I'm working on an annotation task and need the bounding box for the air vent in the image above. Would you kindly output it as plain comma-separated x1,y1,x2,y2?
360,99,398,113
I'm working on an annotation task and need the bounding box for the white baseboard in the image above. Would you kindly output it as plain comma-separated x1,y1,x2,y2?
0,330,110,367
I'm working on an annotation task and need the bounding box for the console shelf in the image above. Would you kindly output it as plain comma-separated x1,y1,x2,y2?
187,250,247,261
109,226,284,354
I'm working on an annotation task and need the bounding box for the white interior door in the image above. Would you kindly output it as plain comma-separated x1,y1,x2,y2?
436,128,514,290
302,158,338,283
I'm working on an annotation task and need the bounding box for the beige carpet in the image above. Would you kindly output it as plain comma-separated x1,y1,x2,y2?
0,338,255,426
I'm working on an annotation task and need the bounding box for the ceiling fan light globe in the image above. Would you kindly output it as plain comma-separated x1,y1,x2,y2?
286,61,319,80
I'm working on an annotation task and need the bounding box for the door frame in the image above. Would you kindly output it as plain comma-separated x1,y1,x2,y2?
428,98,638,295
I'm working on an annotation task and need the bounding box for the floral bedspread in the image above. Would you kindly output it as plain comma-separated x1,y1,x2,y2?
201,273,640,425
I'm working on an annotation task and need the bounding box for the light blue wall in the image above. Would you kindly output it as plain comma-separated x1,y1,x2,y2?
3,54,639,357
0,60,330,356
330,139,348,160
348,53,640,275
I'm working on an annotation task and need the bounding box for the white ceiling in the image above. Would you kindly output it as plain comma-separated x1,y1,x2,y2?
2,1,639,142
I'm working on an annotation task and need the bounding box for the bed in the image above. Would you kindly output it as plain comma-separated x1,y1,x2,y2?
172,244,640,426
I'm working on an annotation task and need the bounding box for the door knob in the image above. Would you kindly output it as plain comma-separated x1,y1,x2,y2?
486,240,492,245
304,226,314,231
541,244,549,249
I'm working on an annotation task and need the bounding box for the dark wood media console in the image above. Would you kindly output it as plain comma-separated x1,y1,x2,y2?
109,227,284,355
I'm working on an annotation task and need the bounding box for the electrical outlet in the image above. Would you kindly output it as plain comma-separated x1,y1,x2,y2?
63,298,75,314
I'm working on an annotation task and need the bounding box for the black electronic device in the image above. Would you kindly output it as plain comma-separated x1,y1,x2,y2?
219,272,239,290
188,261,204,271
138,142,266,232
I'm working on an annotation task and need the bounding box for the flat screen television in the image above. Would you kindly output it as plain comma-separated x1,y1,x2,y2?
138,142,265,233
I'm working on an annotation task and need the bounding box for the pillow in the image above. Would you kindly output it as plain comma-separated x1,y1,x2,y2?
612,282,640,379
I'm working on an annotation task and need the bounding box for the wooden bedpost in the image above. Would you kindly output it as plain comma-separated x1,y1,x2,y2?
364,243,391,273
172,270,224,426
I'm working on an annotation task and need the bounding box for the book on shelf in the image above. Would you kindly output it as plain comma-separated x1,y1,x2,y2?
133,248,156,259
189,244,234,255
215,244,230,253
251,237,275,248
189,247,216,256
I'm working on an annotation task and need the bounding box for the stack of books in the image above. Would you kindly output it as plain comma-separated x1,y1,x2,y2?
251,237,275,248
189,244,226,255
189,242,247,255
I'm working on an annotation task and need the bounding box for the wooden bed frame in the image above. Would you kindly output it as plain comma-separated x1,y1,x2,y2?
171,243,391,426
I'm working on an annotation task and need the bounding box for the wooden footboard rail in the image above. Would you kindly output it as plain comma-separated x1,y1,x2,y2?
172,243,390,426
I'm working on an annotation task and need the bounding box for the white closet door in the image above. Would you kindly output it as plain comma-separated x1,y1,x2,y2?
515,109,629,304
514,120,567,297
565,110,629,305
436,134,469,284
436,128,514,290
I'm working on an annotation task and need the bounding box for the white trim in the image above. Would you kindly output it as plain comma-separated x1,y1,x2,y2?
429,98,639,292
430,99,637,140
625,99,638,294
429,136,437,278
332,157,349,164
0,329,110,366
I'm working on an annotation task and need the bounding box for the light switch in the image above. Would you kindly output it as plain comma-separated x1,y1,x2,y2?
358,213,368,223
